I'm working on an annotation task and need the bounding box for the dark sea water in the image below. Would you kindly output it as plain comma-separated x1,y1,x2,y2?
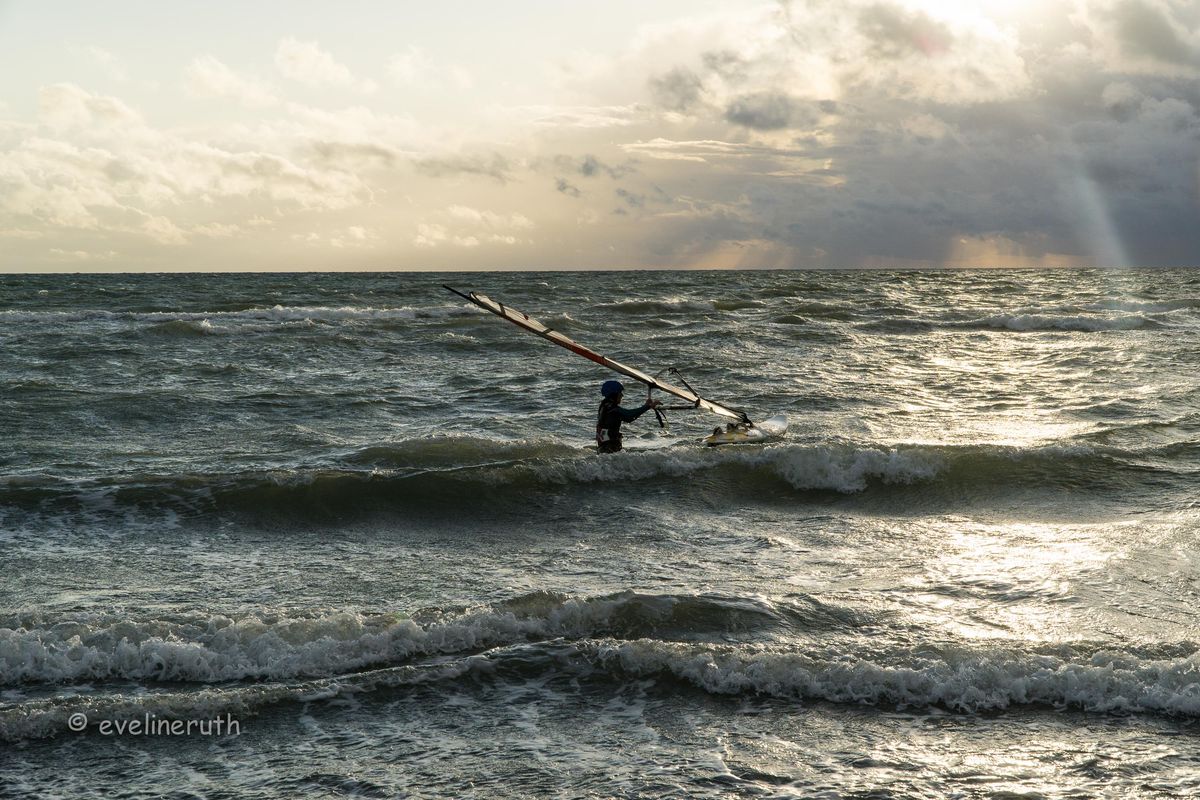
2,268,1199,798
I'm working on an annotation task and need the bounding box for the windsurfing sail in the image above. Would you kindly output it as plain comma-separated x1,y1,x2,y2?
444,286,750,423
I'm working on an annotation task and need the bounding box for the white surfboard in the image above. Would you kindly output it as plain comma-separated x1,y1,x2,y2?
702,414,789,446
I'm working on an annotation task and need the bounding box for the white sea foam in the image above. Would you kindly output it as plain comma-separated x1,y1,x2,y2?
527,443,943,492
0,594,652,685
5,590,1200,742
595,297,717,314
590,639,1200,716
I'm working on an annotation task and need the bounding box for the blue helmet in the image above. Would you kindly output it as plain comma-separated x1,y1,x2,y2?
600,380,624,398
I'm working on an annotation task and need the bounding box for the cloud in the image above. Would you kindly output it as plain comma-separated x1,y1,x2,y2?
1072,0,1200,74
49,247,118,261
309,140,398,168
275,37,377,93
5,2,1200,269
625,0,1030,133
615,187,645,208
141,214,187,245
193,222,240,238
620,139,825,170
724,91,819,129
294,224,379,249
648,67,705,112
1108,0,1195,65
388,46,474,90
446,204,533,230
550,0,1200,266
549,154,632,178
1,83,381,258
413,222,447,248
38,83,142,130
414,153,514,182
857,3,954,58
186,56,278,107
581,154,630,178
414,205,534,249
518,104,642,128
389,46,435,85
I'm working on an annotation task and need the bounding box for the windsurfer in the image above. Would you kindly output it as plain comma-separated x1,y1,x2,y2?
596,380,661,453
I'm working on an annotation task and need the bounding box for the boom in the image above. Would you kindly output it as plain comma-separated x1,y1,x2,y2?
444,286,749,423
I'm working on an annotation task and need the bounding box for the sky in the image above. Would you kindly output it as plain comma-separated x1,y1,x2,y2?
1,0,1198,271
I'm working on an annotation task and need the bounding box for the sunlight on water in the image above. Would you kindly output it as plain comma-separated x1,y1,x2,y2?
1,268,1198,798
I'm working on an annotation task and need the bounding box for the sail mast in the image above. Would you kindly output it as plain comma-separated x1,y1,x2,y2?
444,286,749,423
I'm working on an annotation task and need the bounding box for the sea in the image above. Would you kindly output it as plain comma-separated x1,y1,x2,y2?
2,268,1199,799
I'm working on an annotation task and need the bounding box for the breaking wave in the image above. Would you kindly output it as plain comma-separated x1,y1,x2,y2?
0,592,807,687
1081,298,1200,313
0,436,1180,520
588,638,1200,717
4,590,1200,741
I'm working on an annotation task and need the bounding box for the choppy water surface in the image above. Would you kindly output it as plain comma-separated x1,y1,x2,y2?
2,268,1199,798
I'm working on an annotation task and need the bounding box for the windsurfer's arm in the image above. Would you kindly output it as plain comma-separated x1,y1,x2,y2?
617,399,660,421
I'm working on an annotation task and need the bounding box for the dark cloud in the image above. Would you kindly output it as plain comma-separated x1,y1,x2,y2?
579,155,604,177
616,187,645,208
550,154,633,179
1102,82,1142,121
579,154,632,178
555,177,581,197
649,67,704,112
605,2,1196,265
578,154,607,177
701,49,750,81
1109,0,1195,65
413,153,512,182
725,92,818,130
310,141,397,167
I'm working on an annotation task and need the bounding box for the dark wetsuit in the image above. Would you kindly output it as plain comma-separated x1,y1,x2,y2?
596,398,653,453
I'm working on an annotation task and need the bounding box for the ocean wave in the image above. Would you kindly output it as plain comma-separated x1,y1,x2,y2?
143,319,216,337
969,313,1165,332
1082,298,1200,313
0,304,473,327
713,299,765,311
0,659,475,742
770,314,814,326
0,438,1178,519
340,434,578,468
536,441,944,492
0,592,815,687
594,298,716,315
589,639,1200,717
855,311,1183,334
6,600,1200,741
